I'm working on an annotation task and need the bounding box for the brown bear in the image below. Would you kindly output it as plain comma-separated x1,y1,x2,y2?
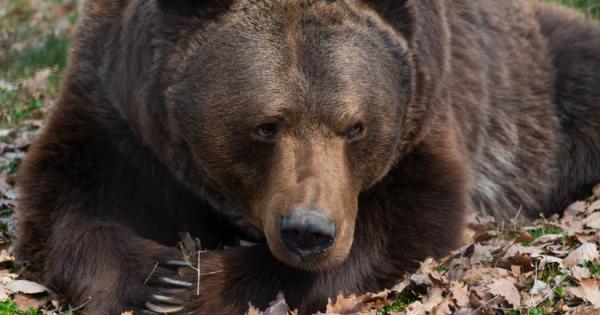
15,0,600,314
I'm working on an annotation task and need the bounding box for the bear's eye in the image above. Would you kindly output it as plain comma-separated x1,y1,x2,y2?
252,123,279,142
346,122,365,141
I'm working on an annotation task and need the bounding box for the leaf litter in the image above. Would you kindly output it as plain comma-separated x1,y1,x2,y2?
0,1,599,315
250,184,600,315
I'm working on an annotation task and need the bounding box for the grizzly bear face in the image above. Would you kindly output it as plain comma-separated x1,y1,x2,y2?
158,0,414,270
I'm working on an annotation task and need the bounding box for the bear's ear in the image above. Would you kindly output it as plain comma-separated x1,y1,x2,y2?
360,0,451,148
156,0,233,16
359,0,414,39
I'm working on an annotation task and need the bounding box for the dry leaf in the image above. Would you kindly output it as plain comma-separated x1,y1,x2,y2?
470,244,494,264
564,243,599,267
571,265,591,281
589,199,600,212
0,250,14,263
22,68,52,95
8,280,49,294
14,293,47,311
391,277,410,293
511,265,521,277
488,278,520,307
121,312,133,315
583,212,600,229
325,294,369,314
504,244,543,259
264,293,291,315
247,304,262,315
463,268,511,286
432,297,453,315
569,279,600,308
0,286,9,302
450,281,469,307
593,184,600,198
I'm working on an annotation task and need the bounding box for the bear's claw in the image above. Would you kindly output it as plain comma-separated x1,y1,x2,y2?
160,277,194,288
145,302,185,313
163,260,192,267
151,294,184,304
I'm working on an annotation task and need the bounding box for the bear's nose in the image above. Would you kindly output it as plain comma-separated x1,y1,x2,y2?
279,209,337,259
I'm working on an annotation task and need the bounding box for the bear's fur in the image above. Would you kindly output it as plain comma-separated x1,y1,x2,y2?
16,0,600,314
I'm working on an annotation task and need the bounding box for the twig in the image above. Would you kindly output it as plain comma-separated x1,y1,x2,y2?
197,249,201,296
60,296,92,314
144,261,159,285
472,295,501,314
532,275,566,309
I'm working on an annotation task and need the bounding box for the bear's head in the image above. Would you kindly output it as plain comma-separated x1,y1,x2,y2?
149,0,449,270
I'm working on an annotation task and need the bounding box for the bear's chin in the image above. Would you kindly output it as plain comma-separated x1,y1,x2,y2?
263,230,355,271
272,246,352,271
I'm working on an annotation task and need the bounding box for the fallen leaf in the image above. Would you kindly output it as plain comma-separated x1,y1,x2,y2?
8,280,49,294
0,250,14,263
569,279,600,308
590,199,600,212
511,265,521,277
0,286,9,302
593,184,600,198
325,294,369,314
450,281,469,307
572,265,591,281
564,243,599,267
264,293,291,315
432,297,453,315
583,212,600,229
470,244,494,264
488,278,521,307
463,268,511,286
14,293,47,311
247,304,262,315
22,68,52,95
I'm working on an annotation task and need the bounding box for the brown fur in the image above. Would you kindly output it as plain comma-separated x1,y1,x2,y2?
15,0,600,314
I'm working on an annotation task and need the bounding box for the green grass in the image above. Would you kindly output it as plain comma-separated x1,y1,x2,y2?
0,301,39,315
582,260,600,275
521,228,563,246
550,0,600,18
0,0,75,127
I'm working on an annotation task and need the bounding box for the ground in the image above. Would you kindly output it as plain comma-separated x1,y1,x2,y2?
0,0,599,314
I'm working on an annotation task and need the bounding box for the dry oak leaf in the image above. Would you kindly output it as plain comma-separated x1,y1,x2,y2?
432,297,453,315
0,285,9,302
462,267,511,286
8,280,49,294
487,278,521,307
583,212,600,229
247,305,262,315
22,68,51,95
503,244,543,259
323,293,370,314
450,281,469,307
264,293,294,315
470,244,494,264
13,293,47,311
590,199,600,212
405,286,445,315
564,243,599,267
571,265,592,281
569,278,600,309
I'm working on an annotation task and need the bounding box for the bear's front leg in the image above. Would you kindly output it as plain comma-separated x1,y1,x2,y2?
32,214,191,314
144,241,401,315
144,245,298,314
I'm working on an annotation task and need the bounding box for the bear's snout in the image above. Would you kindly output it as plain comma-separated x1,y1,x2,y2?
279,209,337,259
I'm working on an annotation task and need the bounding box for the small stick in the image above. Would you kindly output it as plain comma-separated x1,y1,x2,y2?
197,249,201,295
144,261,160,285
